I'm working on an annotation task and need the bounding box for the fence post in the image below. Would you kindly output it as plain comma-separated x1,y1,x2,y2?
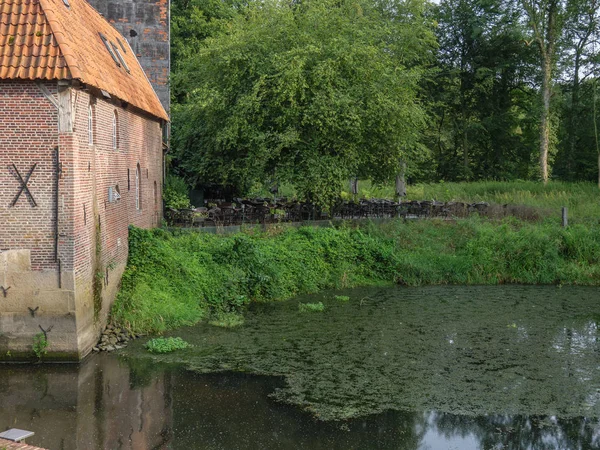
561,206,568,228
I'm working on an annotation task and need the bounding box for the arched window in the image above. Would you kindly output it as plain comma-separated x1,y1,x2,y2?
88,105,94,145
135,164,141,210
153,181,157,207
112,111,118,149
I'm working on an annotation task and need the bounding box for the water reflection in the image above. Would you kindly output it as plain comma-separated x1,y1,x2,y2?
0,354,599,449
0,355,171,450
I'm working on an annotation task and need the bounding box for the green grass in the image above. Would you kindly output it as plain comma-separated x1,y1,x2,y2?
247,180,600,222
112,215,600,335
299,302,325,312
145,337,191,353
353,180,600,223
334,295,350,302
208,312,245,328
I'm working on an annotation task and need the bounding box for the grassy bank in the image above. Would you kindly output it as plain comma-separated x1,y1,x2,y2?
112,218,600,335
251,180,600,222
354,180,600,222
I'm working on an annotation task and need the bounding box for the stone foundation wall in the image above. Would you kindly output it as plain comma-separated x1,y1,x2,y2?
0,250,78,360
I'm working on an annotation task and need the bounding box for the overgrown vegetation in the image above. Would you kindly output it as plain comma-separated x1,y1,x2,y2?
32,332,48,360
164,174,192,209
112,216,600,335
299,302,326,312
145,337,191,353
353,180,600,223
208,312,245,328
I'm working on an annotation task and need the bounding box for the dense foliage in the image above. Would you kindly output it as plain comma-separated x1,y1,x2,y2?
113,213,600,334
172,0,435,206
163,174,192,209
170,0,600,198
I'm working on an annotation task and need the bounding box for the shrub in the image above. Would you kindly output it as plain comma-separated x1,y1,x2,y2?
144,337,191,353
163,175,191,209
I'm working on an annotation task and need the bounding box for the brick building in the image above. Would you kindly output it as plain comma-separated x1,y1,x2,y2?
0,0,169,359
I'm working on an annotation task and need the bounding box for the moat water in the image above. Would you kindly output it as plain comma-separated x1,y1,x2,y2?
1,285,600,449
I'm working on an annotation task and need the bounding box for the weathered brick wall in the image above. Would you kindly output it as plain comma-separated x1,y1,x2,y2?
0,80,163,358
0,80,62,270
0,80,78,358
68,87,163,354
86,0,170,113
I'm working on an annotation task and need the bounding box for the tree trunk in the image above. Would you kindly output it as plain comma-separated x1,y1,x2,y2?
594,78,600,189
568,53,581,178
539,58,552,184
395,160,407,200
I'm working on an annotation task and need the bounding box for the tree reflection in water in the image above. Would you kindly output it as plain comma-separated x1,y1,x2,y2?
2,285,600,449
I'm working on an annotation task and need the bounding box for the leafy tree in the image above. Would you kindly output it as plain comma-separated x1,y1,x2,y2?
172,0,435,206
521,0,564,183
171,0,242,101
426,0,539,181
554,0,599,183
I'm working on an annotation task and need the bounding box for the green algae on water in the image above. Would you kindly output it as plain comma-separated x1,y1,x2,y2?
298,302,325,312
125,285,600,421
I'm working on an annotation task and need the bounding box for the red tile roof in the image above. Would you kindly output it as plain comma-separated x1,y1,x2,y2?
0,438,47,450
0,0,168,121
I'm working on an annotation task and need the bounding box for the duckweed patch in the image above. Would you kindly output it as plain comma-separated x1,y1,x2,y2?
299,302,325,312
126,285,600,421
208,312,245,328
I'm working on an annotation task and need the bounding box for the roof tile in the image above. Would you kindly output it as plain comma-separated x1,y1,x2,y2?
0,0,168,121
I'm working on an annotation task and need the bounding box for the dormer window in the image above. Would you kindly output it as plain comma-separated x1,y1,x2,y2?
99,33,120,67
112,44,130,73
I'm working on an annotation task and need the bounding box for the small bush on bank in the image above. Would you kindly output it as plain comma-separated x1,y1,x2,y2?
112,218,600,335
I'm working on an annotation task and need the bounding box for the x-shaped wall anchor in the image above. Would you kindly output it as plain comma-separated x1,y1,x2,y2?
0,286,10,298
11,163,38,207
